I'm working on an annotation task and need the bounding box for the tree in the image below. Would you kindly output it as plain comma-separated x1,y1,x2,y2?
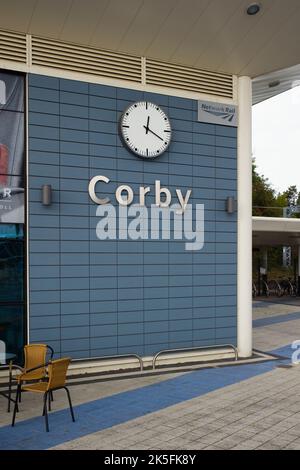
275,186,300,218
283,185,298,206
252,160,281,217
252,161,298,279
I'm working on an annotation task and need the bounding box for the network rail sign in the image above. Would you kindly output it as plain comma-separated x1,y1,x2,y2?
198,100,238,127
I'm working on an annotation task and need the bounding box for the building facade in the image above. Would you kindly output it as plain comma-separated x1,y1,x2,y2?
28,74,237,359
0,30,253,365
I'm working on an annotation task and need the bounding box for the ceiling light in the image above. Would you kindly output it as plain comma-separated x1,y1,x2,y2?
247,3,261,15
268,80,281,88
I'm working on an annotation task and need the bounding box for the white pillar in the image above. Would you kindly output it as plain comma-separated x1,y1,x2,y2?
298,246,300,295
237,76,252,358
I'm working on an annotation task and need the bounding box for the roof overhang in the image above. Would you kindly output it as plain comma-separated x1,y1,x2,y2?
1,1,300,105
252,64,300,105
1,0,300,80
253,217,300,247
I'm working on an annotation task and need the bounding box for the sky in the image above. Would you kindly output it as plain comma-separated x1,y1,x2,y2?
252,86,300,194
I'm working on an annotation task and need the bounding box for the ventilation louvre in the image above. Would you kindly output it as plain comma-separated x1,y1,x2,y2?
31,37,142,83
0,29,234,100
0,30,27,63
146,59,233,99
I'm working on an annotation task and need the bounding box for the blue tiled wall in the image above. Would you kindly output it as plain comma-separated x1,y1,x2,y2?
28,74,237,359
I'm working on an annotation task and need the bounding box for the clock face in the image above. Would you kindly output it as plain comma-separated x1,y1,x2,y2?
120,101,172,158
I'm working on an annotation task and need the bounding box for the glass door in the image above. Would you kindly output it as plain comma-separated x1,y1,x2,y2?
0,224,25,361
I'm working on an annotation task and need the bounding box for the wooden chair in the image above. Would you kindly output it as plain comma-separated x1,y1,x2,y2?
12,357,75,432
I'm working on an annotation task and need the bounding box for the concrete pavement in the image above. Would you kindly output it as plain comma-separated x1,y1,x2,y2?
1,299,300,450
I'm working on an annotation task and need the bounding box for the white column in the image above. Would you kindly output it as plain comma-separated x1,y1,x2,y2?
298,246,300,296
237,76,252,358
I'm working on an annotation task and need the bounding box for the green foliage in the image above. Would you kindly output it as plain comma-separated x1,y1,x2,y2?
252,160,280,216
283,185,298,206
252,159,300,217
252,160,300,277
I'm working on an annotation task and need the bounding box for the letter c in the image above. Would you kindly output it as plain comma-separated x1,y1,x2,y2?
88,175,110,205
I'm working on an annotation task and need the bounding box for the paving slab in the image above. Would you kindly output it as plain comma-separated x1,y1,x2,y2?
1,300,300,450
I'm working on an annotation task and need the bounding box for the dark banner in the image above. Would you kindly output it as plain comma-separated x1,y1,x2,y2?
0,71,25,223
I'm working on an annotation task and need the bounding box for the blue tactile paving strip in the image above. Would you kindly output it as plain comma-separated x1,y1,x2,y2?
0,345,292,450
253,311,300,328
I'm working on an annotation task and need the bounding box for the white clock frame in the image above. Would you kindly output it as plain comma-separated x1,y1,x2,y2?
119,101,172,159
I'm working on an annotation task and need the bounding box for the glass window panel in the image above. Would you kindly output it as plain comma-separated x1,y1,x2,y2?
0,186,24,224
0,72,24,112
0,304,24,362
0,224,23,239
0,109,25,223
0,111,24,177
0,237,24,302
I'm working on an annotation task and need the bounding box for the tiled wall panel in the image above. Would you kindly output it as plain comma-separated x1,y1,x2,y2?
28,74,237,359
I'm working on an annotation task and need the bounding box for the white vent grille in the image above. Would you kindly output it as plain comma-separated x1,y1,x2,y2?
146,59,233,99
31,36,142,83
0,29,235,100
0,30,27,63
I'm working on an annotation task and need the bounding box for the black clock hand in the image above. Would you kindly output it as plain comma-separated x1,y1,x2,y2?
143,126,163,141
145,116,150,134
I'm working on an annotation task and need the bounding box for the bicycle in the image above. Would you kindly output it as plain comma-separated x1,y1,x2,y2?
266,280,284,297
280,278,297,297
252,282,258,298
262,280,270,297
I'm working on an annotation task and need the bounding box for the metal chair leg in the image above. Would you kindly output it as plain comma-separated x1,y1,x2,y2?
50,390,54,402
19,380,22,403
42,393,47,416
11,385,20,427
48,391,51,411
43,392,49,432
64,387,75,422
7,362,12,412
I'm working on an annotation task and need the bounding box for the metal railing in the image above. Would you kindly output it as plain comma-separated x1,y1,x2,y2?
253,206,300,218
152,344,238,370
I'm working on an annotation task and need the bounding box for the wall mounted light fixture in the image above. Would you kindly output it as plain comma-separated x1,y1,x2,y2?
42,184,52,206
268,80,280,88
226,196,237,214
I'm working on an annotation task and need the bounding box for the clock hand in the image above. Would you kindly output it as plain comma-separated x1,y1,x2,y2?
143,126,163,141
145,116,150,134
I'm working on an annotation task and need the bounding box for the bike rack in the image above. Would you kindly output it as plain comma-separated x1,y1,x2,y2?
152,344,238,370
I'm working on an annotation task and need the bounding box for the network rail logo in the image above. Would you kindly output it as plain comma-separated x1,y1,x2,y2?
198,99,238,127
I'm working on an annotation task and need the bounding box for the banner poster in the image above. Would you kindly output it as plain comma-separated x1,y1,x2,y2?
0,71,25,224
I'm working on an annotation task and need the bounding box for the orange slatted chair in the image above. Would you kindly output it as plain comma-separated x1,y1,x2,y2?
12,357,75,432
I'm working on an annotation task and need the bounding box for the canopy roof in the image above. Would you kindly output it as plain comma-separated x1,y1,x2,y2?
1,0,300,79
253,217,300,247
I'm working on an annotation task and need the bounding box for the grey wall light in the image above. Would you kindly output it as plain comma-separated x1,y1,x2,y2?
226,197,237,214
42,184,52,206
268,80,280,89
